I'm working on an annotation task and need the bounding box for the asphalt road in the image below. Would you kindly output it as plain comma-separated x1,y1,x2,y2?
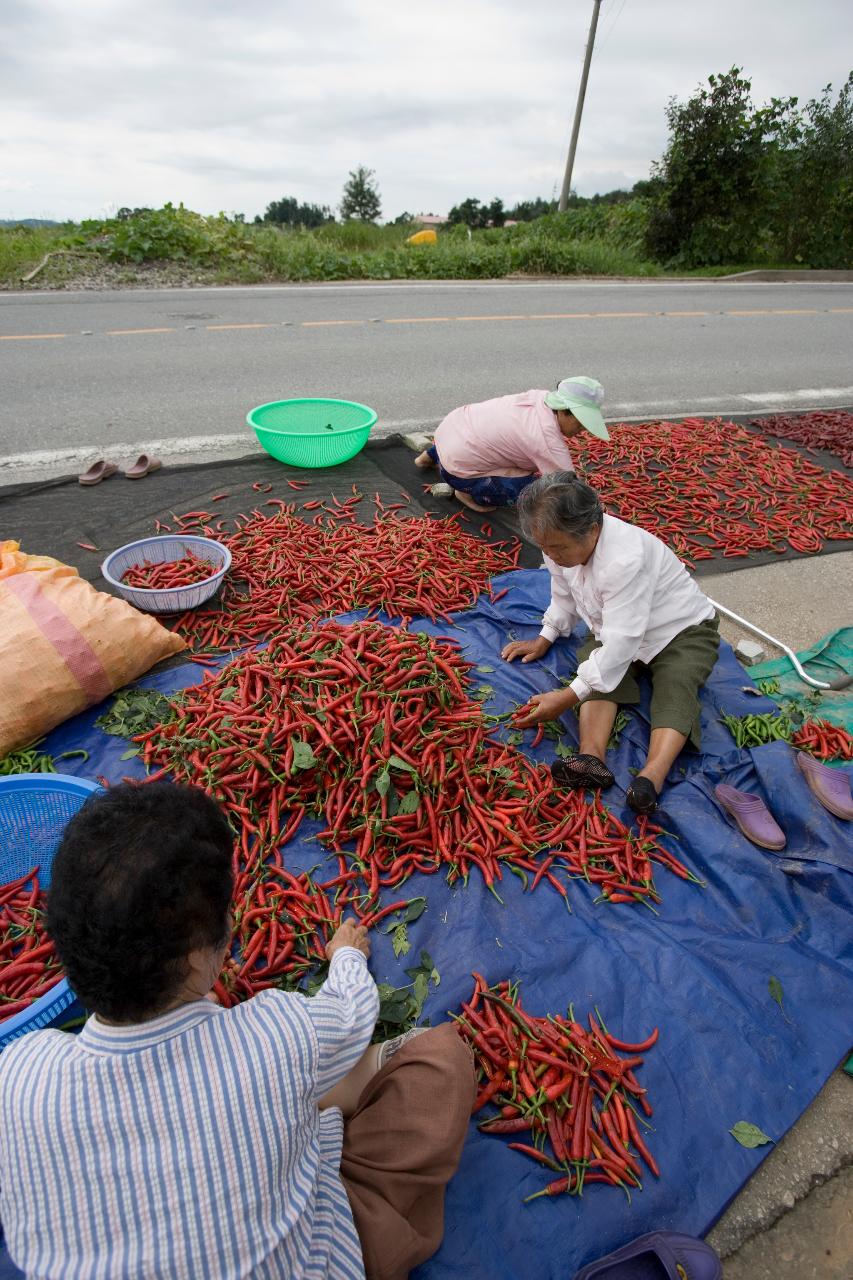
1,278,852,475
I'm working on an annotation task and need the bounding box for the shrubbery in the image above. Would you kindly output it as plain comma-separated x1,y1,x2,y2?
645,69,853,268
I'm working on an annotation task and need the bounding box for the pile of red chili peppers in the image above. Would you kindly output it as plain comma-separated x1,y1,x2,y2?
0,869,63,1025
576,418,853,565
121,551,216,590
753,409,853,469
457,974,659,1200
154,491,519,650
790,719,853,761
134,622,694,960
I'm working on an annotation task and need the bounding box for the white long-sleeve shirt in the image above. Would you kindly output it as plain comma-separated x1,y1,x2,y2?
0,947,379,1280
434,390,575,478
539,514,715,700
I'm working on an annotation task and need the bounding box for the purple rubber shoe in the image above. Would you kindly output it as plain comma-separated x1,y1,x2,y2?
714,783,786,851
572,1230,721,1280
796,752,853,820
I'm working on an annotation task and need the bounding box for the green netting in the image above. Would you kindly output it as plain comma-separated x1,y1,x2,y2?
750,627,853,733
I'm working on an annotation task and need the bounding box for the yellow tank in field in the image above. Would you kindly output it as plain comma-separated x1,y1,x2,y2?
406,229,438,246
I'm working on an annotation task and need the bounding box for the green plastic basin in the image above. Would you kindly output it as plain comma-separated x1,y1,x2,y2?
247,397,377,468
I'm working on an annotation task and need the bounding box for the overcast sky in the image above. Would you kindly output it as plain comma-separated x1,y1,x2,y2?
3,0,851,222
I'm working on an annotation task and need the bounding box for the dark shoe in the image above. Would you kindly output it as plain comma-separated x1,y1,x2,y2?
78,460,118,486
572,1229,722,1280
715,783,786,850
551,754,615,791
627,776,659,814
796,752,853,820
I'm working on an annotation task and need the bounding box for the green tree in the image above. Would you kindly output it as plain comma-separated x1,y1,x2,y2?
645,68,793,265
340,167,382,222
486,197,506,227
769,74,853,267
449,197,510,228
508,197,556,221
448,198,485,228
264,196,333,228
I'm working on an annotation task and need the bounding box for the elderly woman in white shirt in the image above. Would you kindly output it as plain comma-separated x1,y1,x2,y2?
502,473,720,812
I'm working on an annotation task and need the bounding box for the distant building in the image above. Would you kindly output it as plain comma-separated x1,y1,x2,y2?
413,213,449,228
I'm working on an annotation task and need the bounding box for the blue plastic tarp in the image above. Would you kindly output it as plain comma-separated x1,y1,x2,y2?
3,568,852,1279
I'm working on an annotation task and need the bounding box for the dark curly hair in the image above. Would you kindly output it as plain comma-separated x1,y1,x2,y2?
48,783,234,1023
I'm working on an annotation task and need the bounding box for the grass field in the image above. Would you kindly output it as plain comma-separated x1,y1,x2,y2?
0,204,799,289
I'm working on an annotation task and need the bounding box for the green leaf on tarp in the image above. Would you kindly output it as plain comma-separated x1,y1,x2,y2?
388,755,417,775
412,971,430,1012
730,1121,773,1148
291,740,317,771
398,791,421,815
555,742,575,759
476,664,495,673
375,769,391,798
768,976,784,1009
95,687,172,738
119,747,139,760
472,685,495,702
506,730,523,745
404,897,427,924
392,923,410,957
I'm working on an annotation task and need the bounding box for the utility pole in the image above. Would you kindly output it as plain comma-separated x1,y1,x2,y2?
558,0,603,212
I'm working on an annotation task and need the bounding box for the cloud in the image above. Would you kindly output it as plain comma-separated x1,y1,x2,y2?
2,0,851,220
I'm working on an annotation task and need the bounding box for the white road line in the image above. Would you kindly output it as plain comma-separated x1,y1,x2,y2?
0,420,431,473
2,395,851,478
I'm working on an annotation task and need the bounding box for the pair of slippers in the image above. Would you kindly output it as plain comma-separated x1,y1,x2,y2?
551,754,659,814
78,456,161,485
716,751,853,850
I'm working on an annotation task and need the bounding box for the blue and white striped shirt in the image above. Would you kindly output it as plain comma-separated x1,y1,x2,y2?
0,947,379,1279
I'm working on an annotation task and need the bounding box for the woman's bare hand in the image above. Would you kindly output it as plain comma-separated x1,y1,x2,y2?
327,918,371,961
501,635,552,664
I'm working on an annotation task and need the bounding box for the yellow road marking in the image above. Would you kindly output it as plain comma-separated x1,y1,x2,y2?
0,332,67,340
383,316,453,323
106,326,175,335
205,322,275,330
300,319,366,327
4,306,841,345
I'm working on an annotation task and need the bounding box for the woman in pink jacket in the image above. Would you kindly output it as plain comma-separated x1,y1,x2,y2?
415,376,609,512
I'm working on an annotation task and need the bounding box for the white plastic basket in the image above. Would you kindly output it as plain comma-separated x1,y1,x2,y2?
101,535,231,614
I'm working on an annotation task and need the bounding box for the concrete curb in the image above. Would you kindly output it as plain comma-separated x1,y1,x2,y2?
718,269,853,283
707,1070,853,1259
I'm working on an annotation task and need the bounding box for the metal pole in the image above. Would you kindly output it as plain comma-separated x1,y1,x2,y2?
558,0,604,212
707,599,852,691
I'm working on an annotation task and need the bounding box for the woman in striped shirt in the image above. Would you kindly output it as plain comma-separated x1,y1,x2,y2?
0,783,474,1280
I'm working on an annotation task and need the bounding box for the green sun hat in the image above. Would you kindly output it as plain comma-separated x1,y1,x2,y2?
544,376,609,441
